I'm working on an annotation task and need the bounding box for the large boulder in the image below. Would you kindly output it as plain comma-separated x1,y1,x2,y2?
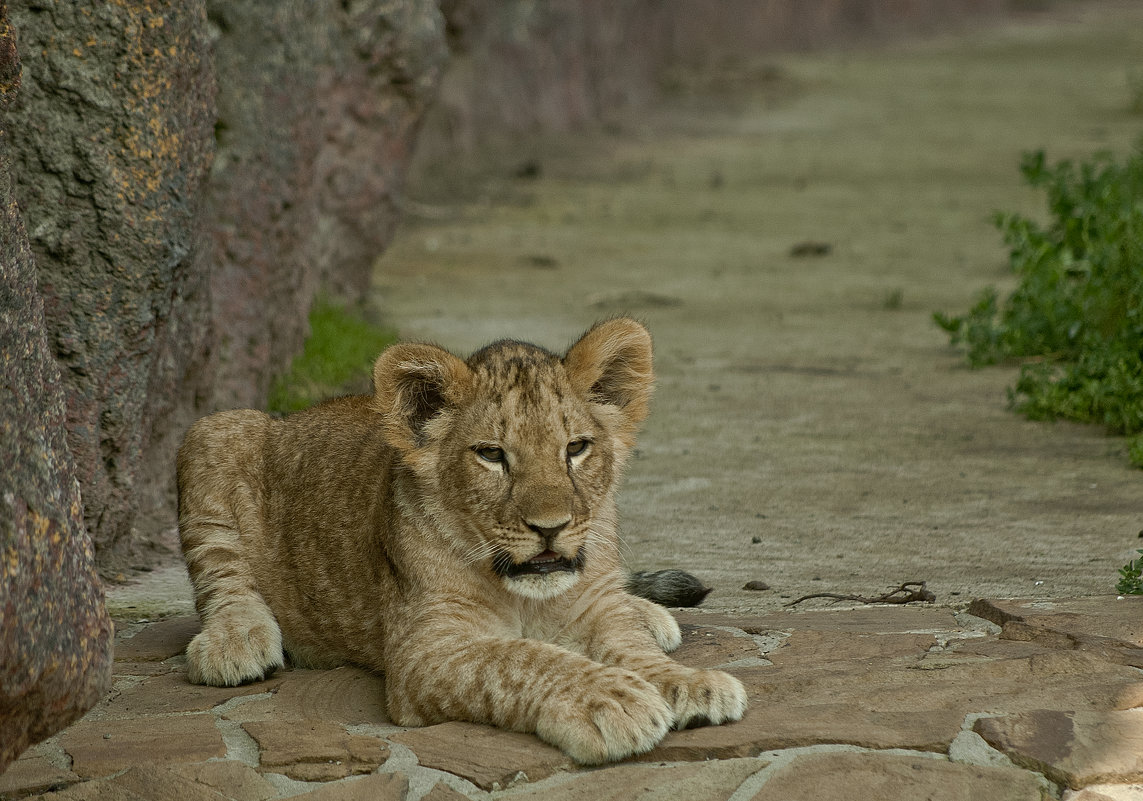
204,0,448,410
0,10,114,772
4,0,217,567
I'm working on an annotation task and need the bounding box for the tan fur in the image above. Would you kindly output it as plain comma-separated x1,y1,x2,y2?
177,318,746,764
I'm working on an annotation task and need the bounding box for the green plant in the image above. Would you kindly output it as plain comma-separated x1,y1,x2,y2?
934,141,1143,468
267,298,396,415
1117,549,1143,595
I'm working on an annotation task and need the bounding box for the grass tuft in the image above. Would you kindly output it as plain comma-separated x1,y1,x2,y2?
267,298,396,415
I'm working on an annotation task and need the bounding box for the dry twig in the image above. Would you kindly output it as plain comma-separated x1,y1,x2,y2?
784,581,934,608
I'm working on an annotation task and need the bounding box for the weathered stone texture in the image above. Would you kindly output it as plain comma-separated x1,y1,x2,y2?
5,0,217,564
60,714,225,778
390,721,571,790
748,751,1046,801
204,0,447,410
241,719,389,782
0,6,113,773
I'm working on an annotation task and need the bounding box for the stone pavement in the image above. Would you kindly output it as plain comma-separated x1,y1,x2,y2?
3,598,1142,801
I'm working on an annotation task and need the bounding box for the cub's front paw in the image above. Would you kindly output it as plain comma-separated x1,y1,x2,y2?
185,614,284,687
537,667,672,765
660,668,747,730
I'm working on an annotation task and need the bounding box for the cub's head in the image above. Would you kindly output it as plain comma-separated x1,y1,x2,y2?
371,318,653,600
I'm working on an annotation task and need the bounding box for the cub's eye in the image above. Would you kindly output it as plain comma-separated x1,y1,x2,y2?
475,445,505,463
566,439,590,458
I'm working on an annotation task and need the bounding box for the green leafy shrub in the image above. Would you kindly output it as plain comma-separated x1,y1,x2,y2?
934,141,1143,468
1118,549,1143,595
267,298,396,414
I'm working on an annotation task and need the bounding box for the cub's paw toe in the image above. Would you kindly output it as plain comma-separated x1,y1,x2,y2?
185,619,284,687
662,669,747,730
638,598,683,653
538,669,671,764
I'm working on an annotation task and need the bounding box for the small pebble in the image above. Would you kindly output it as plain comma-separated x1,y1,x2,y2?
751,536,762,544
742,580,770,591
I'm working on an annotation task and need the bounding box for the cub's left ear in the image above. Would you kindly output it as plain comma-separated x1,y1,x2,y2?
563,318,654,442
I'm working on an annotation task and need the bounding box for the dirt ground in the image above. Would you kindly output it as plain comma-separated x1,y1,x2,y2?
371,4,1143,615
105,3,1143,622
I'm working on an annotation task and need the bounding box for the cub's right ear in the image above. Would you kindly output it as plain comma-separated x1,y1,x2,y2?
371,343,471,454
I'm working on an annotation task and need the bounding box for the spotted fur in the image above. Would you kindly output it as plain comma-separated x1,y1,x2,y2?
177,318,746,764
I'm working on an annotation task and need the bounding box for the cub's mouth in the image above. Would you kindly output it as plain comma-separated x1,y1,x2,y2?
493,548,586,579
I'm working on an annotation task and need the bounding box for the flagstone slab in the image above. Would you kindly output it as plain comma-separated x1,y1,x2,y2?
59,715,225,778
113,616,200,662
974,708,1143,790
969,598,1143,668
672,625,766,667
105,764,238,801
98,671,283,719
747,751,1046,801
0,752,79,797
506,757,767,801
168,760,279,801
674,607,962,635
111,660,181,677
222,667,389,725
638,703,962,762
766,630,935,667
241,719,389,782
288,772,409,800
390,721,573,790
736,645,1143,719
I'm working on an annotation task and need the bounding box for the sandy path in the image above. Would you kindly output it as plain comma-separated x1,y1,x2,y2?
374,5,1143,613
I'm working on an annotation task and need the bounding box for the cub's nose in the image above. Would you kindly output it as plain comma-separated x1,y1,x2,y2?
525,517,571,544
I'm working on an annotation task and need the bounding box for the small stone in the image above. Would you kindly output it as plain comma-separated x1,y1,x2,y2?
751,536,762,544
742,581,770,591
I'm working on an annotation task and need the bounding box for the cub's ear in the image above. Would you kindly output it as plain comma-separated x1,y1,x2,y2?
372,343,471,453
563,318,654,440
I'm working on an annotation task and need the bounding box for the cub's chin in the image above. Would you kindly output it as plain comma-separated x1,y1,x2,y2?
493,548,585,600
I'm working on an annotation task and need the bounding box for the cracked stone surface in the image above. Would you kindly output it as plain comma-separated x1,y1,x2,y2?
3,597,1140,800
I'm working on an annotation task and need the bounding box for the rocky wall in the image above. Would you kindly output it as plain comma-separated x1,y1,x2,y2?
417,0,1011,166
0,7,113,772
204,0,447,410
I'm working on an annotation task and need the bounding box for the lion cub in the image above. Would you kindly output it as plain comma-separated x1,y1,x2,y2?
177,318,746,763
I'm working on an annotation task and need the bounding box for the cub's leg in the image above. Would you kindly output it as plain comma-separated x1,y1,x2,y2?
384,616,672,765
581,591,748,731
178,413,284,687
